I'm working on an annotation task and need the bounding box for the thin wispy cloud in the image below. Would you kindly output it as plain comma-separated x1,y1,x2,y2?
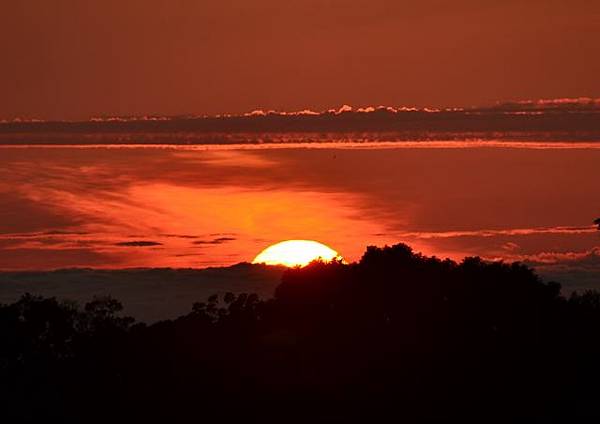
115,241,163,247
397,226,598,240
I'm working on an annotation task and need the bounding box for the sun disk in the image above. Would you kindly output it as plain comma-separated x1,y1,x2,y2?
252,240,341,267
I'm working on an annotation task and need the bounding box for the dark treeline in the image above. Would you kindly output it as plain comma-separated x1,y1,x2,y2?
2,243,600,423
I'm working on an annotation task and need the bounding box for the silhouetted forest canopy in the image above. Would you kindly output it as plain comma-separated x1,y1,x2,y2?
3,243,600,422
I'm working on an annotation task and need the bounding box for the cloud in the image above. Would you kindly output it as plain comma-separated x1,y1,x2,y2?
3,98,600,143
398,226,597,240
521,247,600,267
502,242,520,252
515,247,600,293
115,241,163,247
162,234,200,239
193,237,236,245
492,97,600,112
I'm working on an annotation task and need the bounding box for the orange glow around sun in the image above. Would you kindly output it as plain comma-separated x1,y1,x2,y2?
252,240,342,267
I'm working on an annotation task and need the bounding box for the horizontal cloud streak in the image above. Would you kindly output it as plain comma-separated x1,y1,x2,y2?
115,241,163,247
518,248,600,293
397,225,598,240
522,248,600,265
2,98,600,144
193,237,236,245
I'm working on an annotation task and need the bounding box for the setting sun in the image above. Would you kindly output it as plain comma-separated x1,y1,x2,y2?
252,240,342,267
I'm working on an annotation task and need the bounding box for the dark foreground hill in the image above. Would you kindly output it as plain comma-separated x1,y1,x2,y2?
2,243,600,423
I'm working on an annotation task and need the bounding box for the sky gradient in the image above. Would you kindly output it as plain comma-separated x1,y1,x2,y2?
2,0,600,120
1,143,599,292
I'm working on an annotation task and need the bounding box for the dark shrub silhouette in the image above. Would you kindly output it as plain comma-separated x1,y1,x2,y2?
1,243,600,423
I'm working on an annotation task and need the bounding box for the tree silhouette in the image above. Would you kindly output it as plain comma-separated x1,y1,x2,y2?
2,244,600,422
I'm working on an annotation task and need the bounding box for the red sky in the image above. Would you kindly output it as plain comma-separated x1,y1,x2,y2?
2,0,600,120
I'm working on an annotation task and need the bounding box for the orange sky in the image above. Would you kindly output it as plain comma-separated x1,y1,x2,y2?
2,0,600,120
1,143,599,273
